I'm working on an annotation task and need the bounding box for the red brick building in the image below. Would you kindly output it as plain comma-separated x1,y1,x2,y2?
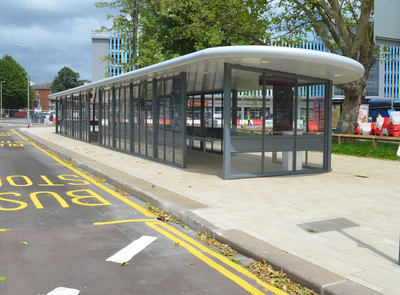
32,82,54,111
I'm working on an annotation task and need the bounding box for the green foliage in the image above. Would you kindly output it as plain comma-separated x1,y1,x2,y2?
0,55,33,110
95,0,140,71
158,0,276,49
51,67,84,93
95,0,377,135
331,141,400,161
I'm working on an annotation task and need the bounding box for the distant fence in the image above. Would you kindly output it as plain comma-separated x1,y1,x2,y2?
332,134,400,148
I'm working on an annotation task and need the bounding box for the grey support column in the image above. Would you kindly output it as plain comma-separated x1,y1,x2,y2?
79,92,82,140
129,83,134,154
152,78,158,160
325,80,333,171
232,90,237,136
55,99,59,134
223,63,232,180
112,86,116,148
86,91,90,142
181,72,187,168
98,89,103,145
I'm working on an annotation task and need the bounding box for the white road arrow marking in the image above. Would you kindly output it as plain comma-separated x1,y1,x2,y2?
46,287,80,295
106,236,157,264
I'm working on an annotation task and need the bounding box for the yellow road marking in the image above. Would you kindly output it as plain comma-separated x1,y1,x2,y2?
146,222,269,295
12,129,154,217
94,219,161,225
12,130,285,294
0,229,9,232
154,222,287,295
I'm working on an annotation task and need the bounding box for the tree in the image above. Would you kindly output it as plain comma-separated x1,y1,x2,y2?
136,0,199,67
159,0,276,49
0,54,34,110
95,0,199,70
97,0,377,134
276,0,376,135
95,0,141,72
51,67,84,93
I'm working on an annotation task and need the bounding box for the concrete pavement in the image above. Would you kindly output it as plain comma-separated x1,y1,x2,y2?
17,125,400,295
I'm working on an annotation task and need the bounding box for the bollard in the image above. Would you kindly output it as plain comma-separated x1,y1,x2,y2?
30,120,33,128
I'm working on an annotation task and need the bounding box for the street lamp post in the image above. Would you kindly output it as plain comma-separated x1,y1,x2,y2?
13,44,30,128
1,81,5,120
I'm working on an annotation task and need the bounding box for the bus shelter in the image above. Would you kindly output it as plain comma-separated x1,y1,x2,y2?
49,46,364,179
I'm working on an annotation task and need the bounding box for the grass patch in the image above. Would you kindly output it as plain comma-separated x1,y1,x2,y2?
331,140,400,161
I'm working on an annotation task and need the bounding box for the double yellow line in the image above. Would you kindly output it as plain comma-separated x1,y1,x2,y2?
95,218,286,295
15,129,286,295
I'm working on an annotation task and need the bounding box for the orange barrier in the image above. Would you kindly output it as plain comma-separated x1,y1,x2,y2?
308,122,318,132
388,122,400,137
369,123,375,135
355,123,360,135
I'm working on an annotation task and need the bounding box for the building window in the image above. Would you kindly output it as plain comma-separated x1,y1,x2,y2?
36,90,40,95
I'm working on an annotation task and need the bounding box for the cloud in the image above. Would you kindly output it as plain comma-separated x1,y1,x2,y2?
0,0,115,84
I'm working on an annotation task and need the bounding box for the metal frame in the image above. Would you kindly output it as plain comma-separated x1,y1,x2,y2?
52,48,341,179
225,63,331,179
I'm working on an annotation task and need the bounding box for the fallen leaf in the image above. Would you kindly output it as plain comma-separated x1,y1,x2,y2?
190,262,195,265
307,229,319,233
230,258,240,263
184,226,189,229
21,241,28,245
0,276,5,281
121,262,130,266
175,242,180,247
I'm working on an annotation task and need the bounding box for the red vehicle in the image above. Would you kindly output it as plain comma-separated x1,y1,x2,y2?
14,112,28,116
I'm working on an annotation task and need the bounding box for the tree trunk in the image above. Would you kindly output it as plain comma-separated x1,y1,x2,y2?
335,78,366,134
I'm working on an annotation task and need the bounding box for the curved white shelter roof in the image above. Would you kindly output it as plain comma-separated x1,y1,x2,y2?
50,45,364,98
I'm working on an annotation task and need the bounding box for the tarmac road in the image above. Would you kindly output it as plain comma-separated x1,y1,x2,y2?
0,126,285,295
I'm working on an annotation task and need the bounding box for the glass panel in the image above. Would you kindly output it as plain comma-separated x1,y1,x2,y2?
115,88,120,149
165,145,174,163
107,90,112,147
174,147,183,165
269,75,296,135
301,150,324,170
264,151,293,173
132,85,139,153
231,69,263,136
172,90,182,132
157,144,164,161
82,93,86,141
230,152,262,175
146,83,153,157
122,87,127,151
133,130,140,154
187,95,194,130
146,140,153,157
297,81,327,135
139,85,146,156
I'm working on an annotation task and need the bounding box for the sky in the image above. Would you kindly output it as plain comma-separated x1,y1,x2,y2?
0,0,115,85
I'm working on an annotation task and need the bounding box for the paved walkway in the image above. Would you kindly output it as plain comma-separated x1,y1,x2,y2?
18,126,400,295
